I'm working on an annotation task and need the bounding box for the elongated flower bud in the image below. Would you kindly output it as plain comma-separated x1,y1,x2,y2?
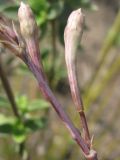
64,8,84,108
18,2,44,74
64,9,91,144
18,2,38,39
64,9,84,62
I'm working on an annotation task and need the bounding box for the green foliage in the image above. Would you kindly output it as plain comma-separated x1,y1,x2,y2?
0,94,49,115
0,94,49,144
29,0,49,25
12,119,26,143
0,114,15,134
0,113,47,143
28,0,64,23
28,99,50,112
16,95,28,115
24,117,47,132
16,95,49,114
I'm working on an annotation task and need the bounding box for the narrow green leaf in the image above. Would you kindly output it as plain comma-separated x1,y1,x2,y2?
28,99,49,112
0,114,15,124
0,114,16,134
12,119,26,143
16,95,28,114
24,117,47,132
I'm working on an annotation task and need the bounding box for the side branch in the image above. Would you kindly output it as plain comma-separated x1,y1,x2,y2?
0,57,20,118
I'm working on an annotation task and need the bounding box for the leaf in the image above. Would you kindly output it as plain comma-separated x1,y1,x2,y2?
12,131,26,143
12,119,26,143
0,114,15,124
0,96,9,108
24,117,47,132
29,0,49,13
16,95,28,114
0,114,26,143
36,11,48,25
47,1,64,20
0,114,16,134
16,95,49,114
28,99,49,112
12,116,47,142
29,0,49,25
0,124,13,134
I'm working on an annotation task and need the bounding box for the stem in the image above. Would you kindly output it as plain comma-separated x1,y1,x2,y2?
25,57,90,155
24,56,98,159
19,141,31,160
0,56,20,118
19,142,25,157
66,57,90,144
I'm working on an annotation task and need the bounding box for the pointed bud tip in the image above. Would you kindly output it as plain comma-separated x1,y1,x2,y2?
64,8,85,49
19,1,31,14
78,8,82,13
20,1,26,9
66,8,84,31
20,1,24,6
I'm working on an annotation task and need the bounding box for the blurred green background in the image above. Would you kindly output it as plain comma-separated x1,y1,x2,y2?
0,0,120,159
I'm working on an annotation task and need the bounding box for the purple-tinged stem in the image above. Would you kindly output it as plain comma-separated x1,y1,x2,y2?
65,57,90,143
0,57,20,118
23,55,98,159
24,56,89,155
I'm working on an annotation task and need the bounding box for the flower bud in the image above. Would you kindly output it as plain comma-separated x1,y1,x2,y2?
64,8,85,112
64,8,84,57
64,9,85,111
18,2,43,72
64,9,91,144
18,2,38,39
